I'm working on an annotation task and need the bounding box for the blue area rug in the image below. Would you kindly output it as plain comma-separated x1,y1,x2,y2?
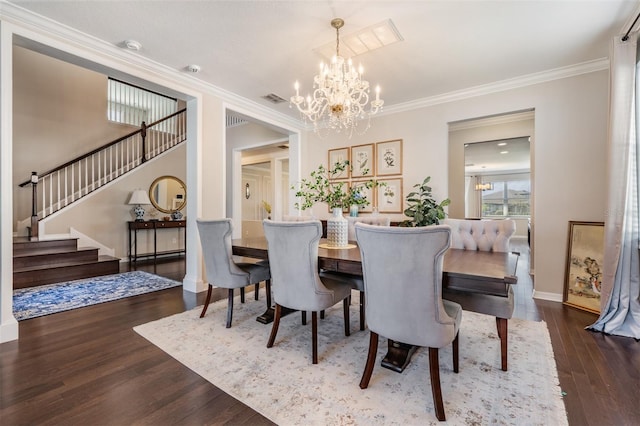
13,271,182,321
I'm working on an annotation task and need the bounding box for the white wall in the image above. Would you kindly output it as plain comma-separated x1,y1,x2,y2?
302,70,608,300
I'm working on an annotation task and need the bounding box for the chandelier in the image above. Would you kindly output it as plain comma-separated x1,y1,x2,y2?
290,18,384,137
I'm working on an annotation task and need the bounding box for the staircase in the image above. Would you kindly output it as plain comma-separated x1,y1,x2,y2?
13,237,120,289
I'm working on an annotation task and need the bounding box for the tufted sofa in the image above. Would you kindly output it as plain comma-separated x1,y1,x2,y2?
442,218,516,252
441,218,517,371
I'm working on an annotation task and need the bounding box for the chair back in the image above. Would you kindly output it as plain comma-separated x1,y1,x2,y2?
442,218,515,252
347,216,390,241
282,215,314,222
196,219,250,287
355,223,457,348
263,220,336,311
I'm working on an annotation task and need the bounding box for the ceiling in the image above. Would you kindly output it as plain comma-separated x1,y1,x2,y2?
464,137,530,174
7,0,639,123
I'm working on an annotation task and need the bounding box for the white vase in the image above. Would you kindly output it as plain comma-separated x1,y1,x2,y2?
327,207,348,247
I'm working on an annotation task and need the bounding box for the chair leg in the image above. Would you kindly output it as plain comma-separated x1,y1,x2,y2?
359,291,366,331
452,332,459,373
301,311,307,325
240,287,245,304
254,283,260,300
428,347,446,421
225,289,234,328
359,331,379,389
199,284,213,318
496,317,508,371
343,298,350,336
265,280,272,308
320,310,325,319
312,311,318,364
267,304,282,348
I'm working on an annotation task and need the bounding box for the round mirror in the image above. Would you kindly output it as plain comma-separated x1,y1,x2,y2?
149,176,186,214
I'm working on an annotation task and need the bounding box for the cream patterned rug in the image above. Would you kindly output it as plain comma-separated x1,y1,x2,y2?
134,294,567,425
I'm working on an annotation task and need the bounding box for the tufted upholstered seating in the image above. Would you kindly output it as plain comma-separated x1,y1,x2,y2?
347,216,391,242
441,218,516,371
355,223,461,421
442,218,515,252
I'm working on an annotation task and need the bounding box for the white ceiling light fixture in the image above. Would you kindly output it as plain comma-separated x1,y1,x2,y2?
187,64,201,73
123,39,142,51
291,18,384,138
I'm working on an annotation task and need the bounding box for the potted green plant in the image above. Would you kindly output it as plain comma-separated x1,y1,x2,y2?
401,176,451,227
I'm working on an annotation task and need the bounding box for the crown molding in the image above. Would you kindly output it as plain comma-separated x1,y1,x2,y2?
449,109,535,131
0,1,302,131
378,58,609,117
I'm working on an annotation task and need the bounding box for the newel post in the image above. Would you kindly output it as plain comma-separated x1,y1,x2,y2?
29,171,38,241
141,121,147,163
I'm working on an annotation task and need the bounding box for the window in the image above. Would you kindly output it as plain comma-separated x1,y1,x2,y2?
107,78,177,127
481,176,530,217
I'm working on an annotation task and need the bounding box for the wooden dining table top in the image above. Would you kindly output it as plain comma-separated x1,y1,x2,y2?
232,237,519,296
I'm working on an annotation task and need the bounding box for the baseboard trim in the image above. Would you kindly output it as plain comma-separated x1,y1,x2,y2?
532,290,563,302
0,317,19,343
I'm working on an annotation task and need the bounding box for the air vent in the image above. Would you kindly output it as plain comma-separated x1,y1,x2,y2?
226,115,248,128
262,93,287,104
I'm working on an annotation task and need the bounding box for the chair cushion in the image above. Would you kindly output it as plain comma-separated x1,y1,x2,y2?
236,262,271,284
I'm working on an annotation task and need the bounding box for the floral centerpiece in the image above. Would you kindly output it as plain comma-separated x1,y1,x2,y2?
293,160,378,211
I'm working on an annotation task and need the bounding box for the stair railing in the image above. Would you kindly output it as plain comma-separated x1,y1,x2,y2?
19,108,187,222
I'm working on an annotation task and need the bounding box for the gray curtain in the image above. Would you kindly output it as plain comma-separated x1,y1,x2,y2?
588,33,640,339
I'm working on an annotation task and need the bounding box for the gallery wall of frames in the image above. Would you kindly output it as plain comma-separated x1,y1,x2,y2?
328,139,403,213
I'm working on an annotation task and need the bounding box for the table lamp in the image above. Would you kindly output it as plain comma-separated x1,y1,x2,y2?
127,189,151,221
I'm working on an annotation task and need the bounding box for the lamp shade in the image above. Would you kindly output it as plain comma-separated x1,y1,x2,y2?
127,189,151,205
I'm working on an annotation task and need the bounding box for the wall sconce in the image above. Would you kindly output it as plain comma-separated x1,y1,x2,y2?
475,182,493,191
245,183,251,199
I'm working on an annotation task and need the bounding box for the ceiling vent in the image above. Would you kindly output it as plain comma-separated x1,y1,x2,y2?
226,115,248,128
262,93,287,104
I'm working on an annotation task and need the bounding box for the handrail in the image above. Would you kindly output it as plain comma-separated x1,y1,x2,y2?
19,108,186,187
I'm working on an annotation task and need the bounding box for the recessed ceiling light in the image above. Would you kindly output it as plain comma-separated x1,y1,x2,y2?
500,150,509,154
497,142,507,146
187,64,201,73
123,39,142,51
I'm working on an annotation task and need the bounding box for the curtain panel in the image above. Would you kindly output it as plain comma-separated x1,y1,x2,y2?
588,32,640,339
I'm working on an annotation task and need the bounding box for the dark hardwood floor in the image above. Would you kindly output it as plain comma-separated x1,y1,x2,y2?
1,245,639,425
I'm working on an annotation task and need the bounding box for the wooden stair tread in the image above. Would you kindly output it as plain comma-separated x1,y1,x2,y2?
13,246,98,258
13,255,119,273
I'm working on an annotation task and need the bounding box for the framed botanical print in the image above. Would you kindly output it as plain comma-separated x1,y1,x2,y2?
328,147,350,180
351,144,375,178
376,178,403,213
351,180,375,213
376,139,403,176
563,221,605,314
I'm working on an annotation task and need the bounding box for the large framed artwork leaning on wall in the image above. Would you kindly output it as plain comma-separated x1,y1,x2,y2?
563,221,605,314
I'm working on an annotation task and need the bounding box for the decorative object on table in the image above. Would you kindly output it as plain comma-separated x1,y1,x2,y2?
293,160,382,247
13,271,181,321
171,210,183,220
327,207,349,247
376,178,403,213
376,139,403,176
351,143,375,177
134,294,568,425
350,180,375,213
401,176,450,226
349,205,359,217
563,221,605,314
261,200,272,219
328,147,350,180
127,188,152,221
289,18,385,138
149,175,186,214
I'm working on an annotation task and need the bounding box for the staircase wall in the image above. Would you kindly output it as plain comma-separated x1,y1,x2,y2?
43,143,186,260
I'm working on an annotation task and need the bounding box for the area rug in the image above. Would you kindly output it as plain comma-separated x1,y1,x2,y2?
14,271,181,321
134,295,568,425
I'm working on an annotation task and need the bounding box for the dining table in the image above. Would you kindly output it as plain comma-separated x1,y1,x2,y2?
232,236,519,373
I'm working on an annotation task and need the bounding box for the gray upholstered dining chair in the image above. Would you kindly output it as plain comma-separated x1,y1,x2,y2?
355,223,461,422
196,218,271,328
346,215,390,242
442,218,515,371
263,220,352,364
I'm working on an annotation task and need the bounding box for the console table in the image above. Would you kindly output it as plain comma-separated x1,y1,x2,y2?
128,220,186,263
